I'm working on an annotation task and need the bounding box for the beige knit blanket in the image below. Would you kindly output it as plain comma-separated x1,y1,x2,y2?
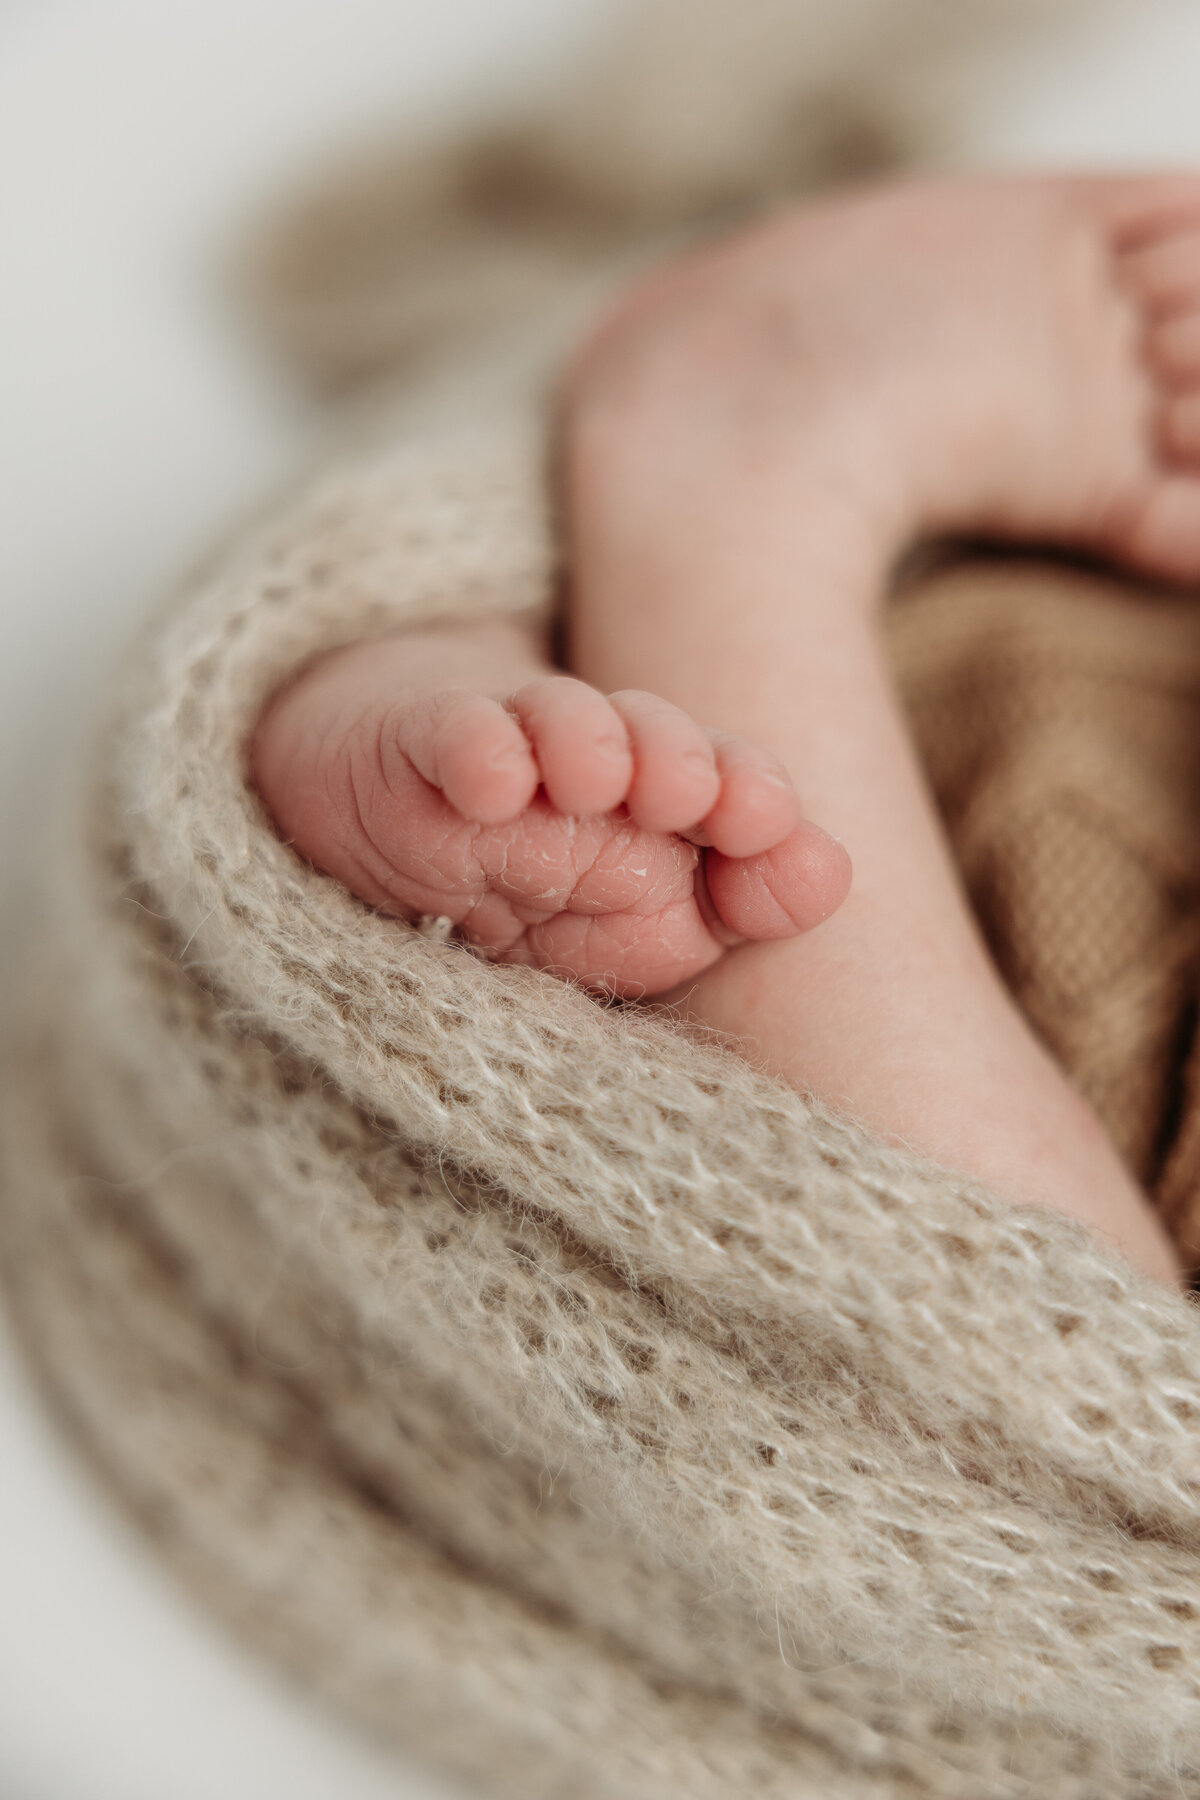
8,5,1200,1798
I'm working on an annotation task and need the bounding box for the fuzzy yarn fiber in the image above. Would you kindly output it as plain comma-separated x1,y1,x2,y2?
8,3,1200,1796
6,359,1200,1799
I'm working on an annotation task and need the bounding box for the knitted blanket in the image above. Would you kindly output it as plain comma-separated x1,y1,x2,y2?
8,5,1200,1798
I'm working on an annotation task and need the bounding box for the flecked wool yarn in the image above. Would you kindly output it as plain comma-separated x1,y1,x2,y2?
8,1,1200,1795
6,359,1200,1798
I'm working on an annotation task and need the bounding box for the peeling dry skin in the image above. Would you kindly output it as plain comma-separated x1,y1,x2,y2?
348,728,713,976
14,0,1200,1787
254,626,849,996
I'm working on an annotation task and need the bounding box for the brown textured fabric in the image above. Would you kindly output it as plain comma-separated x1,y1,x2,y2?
10,390,1200,1798
236,0,1200,1264
890,555,1200,1268
11,5,1200,1793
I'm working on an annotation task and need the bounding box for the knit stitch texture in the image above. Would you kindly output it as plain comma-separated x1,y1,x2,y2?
5,364,1200,1797
7,3,1200,1795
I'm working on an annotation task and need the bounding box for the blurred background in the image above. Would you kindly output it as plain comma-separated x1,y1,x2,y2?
3,1,1200,1794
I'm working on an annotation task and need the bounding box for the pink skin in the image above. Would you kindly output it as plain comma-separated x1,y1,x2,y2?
251,623,850,999
253,171,1200,1283
561,172,1200,1287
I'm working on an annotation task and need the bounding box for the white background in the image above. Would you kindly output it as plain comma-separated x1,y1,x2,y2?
3,2,1200,1795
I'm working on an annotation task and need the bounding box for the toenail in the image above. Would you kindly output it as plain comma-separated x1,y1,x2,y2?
682,749,714,774
595,733,631,759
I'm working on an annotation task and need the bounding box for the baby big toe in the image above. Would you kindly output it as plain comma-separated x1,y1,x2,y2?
385,688,539,825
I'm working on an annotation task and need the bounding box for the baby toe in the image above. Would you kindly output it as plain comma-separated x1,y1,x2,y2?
1161,389,1200,463
388,689,540,825
457,890,528,954
698,732,802,858
608,689,722,833
1120,226,1200,316
1111,469,1200,583
1148,310,1200,381
507,676,633,816
1096,174,1200,254
705,822,852,941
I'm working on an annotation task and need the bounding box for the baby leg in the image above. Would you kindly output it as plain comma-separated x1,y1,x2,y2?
563,173,1200,1283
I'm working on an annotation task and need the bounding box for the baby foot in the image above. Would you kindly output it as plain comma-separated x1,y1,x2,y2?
561,172,1200,1283
250,624,851,998
567,172,1200,586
